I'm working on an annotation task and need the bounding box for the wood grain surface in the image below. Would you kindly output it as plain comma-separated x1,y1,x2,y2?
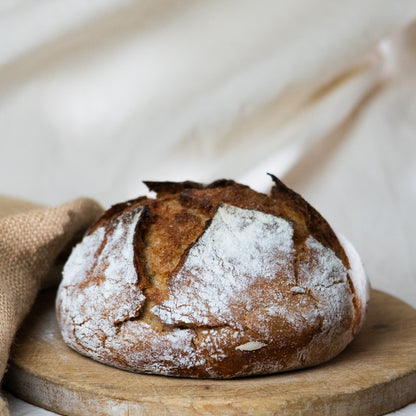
4,289,416,416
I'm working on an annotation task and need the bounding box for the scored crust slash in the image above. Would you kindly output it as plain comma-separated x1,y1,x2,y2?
56,174,369,379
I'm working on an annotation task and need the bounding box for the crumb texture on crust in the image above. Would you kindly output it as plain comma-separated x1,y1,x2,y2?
56,177,367,378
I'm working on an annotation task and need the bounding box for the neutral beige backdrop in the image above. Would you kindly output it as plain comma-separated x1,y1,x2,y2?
1,1,415,414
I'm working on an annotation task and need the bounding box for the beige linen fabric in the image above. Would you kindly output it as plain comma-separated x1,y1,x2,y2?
0,197,103,415
1,0,415,207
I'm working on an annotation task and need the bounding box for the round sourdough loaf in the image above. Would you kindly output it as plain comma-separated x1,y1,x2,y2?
56,175,369,378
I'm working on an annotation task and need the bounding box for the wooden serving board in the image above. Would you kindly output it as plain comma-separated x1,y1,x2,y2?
5,289,416,416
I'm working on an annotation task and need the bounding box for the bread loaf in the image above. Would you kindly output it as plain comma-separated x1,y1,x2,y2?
56,175,369,378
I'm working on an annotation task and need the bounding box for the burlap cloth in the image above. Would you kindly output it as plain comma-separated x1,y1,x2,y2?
0,196,103,416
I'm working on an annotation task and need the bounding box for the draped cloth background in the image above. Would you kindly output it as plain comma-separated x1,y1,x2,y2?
1,0,416,414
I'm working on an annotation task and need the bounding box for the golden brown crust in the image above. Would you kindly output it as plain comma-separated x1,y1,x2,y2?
56,176,367,378
268,173,349,267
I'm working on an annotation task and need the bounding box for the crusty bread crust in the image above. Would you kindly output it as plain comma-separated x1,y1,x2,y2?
56,176,368,378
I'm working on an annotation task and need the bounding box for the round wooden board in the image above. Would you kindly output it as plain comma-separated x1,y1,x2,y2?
4,289,416,416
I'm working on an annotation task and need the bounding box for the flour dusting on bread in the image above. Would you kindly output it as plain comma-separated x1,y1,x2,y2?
152,204,295,327
58,208,146,354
